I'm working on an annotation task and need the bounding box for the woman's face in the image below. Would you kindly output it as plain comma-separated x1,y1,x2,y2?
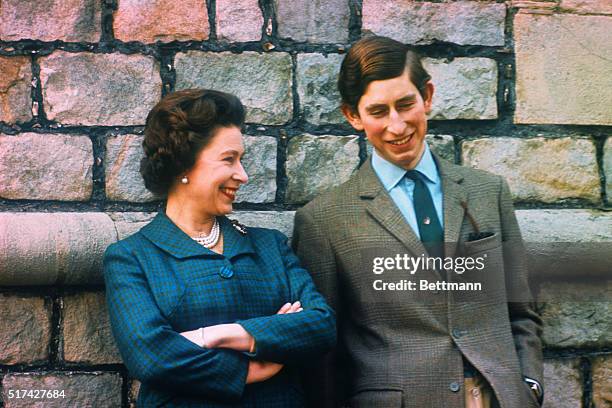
181,126,248,217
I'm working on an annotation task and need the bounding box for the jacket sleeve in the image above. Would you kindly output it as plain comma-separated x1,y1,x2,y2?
499,177,544,386
103,242,249,401
236,229,336,365
292,205,346,408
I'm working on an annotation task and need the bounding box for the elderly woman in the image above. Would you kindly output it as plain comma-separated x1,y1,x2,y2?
103,89,336,407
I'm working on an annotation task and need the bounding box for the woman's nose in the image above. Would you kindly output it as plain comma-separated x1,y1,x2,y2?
234,161,249,184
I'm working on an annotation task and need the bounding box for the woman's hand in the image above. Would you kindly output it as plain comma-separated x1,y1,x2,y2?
276,301,303,314
245,360,284,384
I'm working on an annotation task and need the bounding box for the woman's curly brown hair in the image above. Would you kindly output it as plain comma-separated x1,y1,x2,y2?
140,89,245,196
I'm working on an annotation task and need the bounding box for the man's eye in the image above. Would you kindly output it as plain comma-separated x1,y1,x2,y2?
370,110,386,117
397,103,413,110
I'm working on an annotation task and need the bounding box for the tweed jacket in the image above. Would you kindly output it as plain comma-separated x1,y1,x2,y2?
103,212,336,408
292,156,543,408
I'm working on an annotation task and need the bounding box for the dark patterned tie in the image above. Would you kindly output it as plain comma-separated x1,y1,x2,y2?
405,170,444,258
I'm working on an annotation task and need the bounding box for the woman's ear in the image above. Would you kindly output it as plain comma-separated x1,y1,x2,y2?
423,81,435,115
341,104,364,131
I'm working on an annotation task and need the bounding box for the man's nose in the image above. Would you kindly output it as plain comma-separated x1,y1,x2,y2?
387,109,407,135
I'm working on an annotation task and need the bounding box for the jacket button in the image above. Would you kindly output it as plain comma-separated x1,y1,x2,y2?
452,328,463,339
219,266,234,279
449,382,461,392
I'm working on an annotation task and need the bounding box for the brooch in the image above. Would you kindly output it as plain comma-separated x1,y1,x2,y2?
230,219,248,235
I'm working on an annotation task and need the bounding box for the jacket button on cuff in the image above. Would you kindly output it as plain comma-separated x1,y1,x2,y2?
219,266,234,279
449,382,461,392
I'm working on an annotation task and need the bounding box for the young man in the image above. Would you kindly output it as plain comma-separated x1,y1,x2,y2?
293,36,543,408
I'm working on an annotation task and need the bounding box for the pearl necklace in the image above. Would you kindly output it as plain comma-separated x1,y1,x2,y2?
192,218,220,248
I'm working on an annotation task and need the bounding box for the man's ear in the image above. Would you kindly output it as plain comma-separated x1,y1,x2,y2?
341,104,364,131
423,81,434,115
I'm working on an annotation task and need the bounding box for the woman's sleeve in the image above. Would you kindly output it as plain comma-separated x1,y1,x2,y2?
236,230,337,364
103,242,249,401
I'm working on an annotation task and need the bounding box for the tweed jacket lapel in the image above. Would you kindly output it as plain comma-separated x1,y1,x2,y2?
140,212,255,259
435,155,468,259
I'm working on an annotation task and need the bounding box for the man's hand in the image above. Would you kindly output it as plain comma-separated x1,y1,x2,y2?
246,360,284,384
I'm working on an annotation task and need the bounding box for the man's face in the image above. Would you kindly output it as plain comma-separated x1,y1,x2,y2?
343,69,434,170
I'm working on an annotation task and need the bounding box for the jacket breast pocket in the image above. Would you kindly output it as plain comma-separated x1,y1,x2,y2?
348,388,403,408
462,232,501,256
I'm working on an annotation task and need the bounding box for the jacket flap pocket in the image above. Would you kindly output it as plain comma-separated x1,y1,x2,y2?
349,388,403,408
462,232,501,255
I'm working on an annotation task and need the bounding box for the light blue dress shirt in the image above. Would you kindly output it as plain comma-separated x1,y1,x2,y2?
371,143,444,240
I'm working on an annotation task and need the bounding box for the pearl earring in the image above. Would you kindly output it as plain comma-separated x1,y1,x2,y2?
181,176,189,184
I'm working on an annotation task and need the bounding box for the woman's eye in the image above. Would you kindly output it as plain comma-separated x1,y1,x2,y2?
223,157,234,162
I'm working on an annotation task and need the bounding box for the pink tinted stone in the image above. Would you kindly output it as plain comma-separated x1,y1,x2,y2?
216,0,263,42
0,55,32,123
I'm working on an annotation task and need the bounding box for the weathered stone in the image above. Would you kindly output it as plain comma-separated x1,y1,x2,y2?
216,0,263,42
128,379,141,408
517,210,612,243
39,52,161,126
114,0,209,43
0,56,32,123
231,211,296,239
108,212,156,240
539,282,611,348
559,0,612,14
592,355,612,407
462,137,599,203
362,1,506,46
296,53,344,125
275,0,349,43
286,134,360,204
63,292,121,364
175,51,292,125
605,137,612,203
366,134,456,163
0,295,51,364
0,133,93,201
0,0,101,42
0,213,117,286
105,134,156,202
542,359,582,408
2,372,122,408
239,135,277,203
424,58,498,120
515,14,612,125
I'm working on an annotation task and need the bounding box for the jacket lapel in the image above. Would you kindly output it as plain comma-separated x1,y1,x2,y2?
435,156,468,259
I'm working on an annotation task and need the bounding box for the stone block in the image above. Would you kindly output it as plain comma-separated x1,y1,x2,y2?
0,56,32,123
231,211,296,239
517,209,612,243
63,292,122,365
0,213,117,286
286,134,360,204
175,51,292,125
542,359,582,408
2,372,122,408
105,134,156,202
216,0,263,42
362,0,506,46
515,14,612,125
605,137,612,202
0,295,51,364
462,137,599,203
275,0,349,43
39,52,161,126
114,0,209,42
108,212,156,240
366,134,455,163
539,282,611,348
559,0,612,14
424,58,498,120
296,53,344,125
0,0,101,42
239,135,277,203
592,355,612,407
0,133,93,201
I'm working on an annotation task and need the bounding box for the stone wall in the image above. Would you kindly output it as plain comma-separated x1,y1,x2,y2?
0,1,610,407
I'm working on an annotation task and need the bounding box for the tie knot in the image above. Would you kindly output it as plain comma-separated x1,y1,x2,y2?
404,170,423,182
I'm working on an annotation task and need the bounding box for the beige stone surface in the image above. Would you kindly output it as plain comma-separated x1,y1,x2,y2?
275,0,349,43
0,295,51,364
0,0,101,42
63,292,122,364
108,212,156,240
0,133,93,201
2,372,122,407
0,55,32,123
559,0,612,14
592,355,612,407
175,51,293,125
515,14,612,125
542,359,582,408
216,0,263,42
462,137,600,203
605,137,612,203
105,134,156,202
239,135,277,203
362,0,506,46
114,0,209,42
39,52,161,126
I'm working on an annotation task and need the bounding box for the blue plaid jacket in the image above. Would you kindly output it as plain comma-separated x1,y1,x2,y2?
103,212,336,407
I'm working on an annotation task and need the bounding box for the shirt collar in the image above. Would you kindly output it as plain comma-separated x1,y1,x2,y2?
371,142,440,191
